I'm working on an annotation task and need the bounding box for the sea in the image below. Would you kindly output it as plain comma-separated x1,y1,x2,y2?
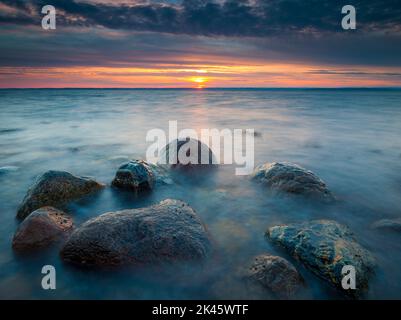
0,88,400,299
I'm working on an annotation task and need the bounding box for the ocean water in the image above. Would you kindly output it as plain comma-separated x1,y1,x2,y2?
0,88,400,300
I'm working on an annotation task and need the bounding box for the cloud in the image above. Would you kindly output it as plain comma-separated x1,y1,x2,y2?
1,24,401,70
0,0,400,36
307,69,401,77
1,0,401,88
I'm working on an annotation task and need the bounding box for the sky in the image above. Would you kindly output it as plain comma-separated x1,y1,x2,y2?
0,0,401,88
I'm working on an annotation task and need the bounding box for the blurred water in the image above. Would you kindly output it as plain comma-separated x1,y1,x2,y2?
0,88,400,299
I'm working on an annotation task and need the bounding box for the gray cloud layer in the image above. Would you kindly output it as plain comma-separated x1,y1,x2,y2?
0,0,401,69
1,0,400,36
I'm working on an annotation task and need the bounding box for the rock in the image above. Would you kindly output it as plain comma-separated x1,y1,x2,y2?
60,199,211,267
112,160,173,191
251,162,334,201
245,254,303,299
371,218,401,232
158,138,216,170
12,207,73,251
266,220,375,298
112,160,155,191
17,171,104,220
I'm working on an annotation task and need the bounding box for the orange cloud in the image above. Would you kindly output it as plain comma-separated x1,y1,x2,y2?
1,63,400,88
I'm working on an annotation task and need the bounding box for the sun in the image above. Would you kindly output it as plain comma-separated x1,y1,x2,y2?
190,77,208,89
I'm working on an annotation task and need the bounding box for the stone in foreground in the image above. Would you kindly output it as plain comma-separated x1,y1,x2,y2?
158,138,216,170
112,160,173,191
17,171,104,220
266,220,375,298
112,160,155,191
251,162,334,201
12,207,73,251
60,199,211,266
245,254,303,299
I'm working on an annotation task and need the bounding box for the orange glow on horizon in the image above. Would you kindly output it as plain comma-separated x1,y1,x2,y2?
189,76,209,88
1,63,400,88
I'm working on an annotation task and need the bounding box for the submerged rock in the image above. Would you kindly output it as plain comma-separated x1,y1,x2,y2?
112,160,173,192
266,220,375,298
158,138,216,170
112,160,155,191
17,171,104,220
245,254,303,299
12,207,73,251
60,199,211,267
372,218,401,232
251,162,334,201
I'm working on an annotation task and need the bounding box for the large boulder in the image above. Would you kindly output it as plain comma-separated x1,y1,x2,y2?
17,171,104,220
12,207,73,251
251,162,334,201
266,220,375,298
60,199,211,267
158,138,216,170
245,254,303,299
371,218,401,232
111,160,172,191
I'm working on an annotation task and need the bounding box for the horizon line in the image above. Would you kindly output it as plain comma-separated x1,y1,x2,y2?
1,86,401,90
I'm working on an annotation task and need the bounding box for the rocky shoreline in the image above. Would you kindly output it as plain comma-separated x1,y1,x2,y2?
11,138,398,299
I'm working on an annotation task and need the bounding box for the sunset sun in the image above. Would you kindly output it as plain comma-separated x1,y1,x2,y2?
190,77,208,88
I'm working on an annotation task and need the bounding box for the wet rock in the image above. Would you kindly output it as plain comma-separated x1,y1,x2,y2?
251,162,334,201
60,199,211,267
158,138,216,170
112,160,173,191
17,171,104,220
372,218,401,232
245,254,303,299
266,220,375,298
12,207,73,251
112,160,155,191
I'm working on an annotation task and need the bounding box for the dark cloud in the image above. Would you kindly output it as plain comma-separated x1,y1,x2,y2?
0,0,400,36
1,25,401,69
0,0,401,70
307,70,401,76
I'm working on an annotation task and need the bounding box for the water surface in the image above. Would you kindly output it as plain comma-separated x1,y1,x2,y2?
0,89,400,299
